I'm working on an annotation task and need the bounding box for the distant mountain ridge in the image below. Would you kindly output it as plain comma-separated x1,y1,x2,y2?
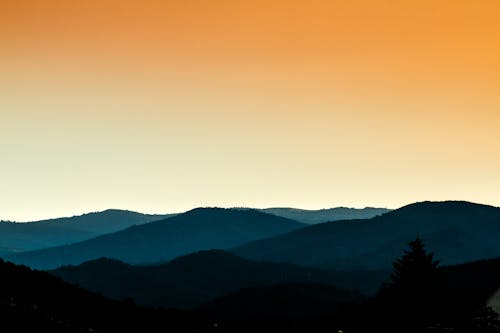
0,209,172,254
234,201,500,270
6,208,305,269
0,205,387,255
25,209,175,233
260,207,390,224
7,201,500,272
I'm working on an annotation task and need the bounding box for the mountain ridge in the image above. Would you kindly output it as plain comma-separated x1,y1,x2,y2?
5,208,305,269
260,206,390,224
233,201,500,270
0,209,172,254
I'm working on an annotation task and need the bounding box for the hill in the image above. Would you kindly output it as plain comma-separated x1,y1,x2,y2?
0,209,171,253
194,283,362,332
6,208,305,269
234,201,500,270
50,250,387,309
261,207,390,224
440,257,500,315
0,258,192,332
192,255,500,333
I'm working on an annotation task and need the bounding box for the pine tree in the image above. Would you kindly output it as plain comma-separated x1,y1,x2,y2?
388,236,440,292
377,237,443,332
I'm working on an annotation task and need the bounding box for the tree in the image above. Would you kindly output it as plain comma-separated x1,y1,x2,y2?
387,236,440,292
376,237,443,332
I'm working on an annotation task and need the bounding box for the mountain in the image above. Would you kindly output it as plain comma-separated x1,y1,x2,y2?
0,258,192,332
0,209,172,253
29,209,175,234
234,201,500,270
0,206,387,254
260,207,390,224
50,250,387,309
6,208,305,269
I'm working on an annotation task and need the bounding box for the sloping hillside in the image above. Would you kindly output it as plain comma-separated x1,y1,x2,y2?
0,209,171,253
7,208,305,269
234,201,500,269
0,258,191,332
51,250,387,309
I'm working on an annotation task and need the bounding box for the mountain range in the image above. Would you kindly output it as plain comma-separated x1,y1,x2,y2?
6,201,500,272
234,201,500,269
0,205,388,256
2,200,500,332
6,208,304,269
260,207,390,224
0,209,171,254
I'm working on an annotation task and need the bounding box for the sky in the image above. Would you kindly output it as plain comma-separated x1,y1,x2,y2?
1,0,500,221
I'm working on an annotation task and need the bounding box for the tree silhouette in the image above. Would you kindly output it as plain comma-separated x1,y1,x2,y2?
376,237,443,332
388,236,440,292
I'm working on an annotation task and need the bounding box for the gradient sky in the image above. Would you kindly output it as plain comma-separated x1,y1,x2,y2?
1,0,499,221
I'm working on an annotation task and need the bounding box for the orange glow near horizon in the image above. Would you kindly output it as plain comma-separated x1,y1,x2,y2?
1,0,499,220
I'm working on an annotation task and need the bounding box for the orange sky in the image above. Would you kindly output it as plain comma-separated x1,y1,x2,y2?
1,0,499,220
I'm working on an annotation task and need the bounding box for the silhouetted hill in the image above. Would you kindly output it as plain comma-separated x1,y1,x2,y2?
0,258,192,332
355,249,500,333
194,283,363,332
0,210,171,253
50,250,387,309
234,201,500,269
189,255,500,333
439,257,500,314
7,208,305,269
261,207,390,224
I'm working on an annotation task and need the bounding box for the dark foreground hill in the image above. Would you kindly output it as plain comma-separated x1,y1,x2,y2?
440,257,500,313
234,201,500,270
6,245,500,333
0,209,171,254
51,250,388,309
261,207,390,224
191,251,500,333
0,258,192,333
195,282,363,332
7,208,305,269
